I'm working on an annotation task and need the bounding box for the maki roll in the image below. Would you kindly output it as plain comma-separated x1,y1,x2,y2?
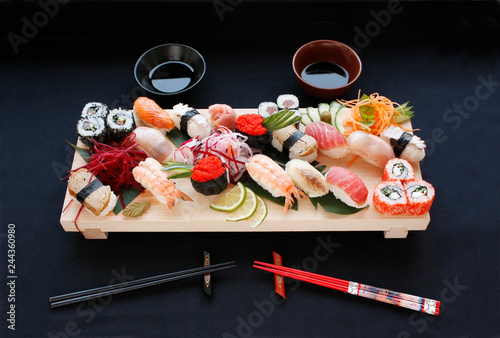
77,116,107,147
235,113,272,150
373,181,407,215
258,102,279,118
404,180,435,215
383,158,415,182
81,102,108,119
107,108,135,142
68,168,117,217
277,94,299,109
191,156,228,196
171,103,212,140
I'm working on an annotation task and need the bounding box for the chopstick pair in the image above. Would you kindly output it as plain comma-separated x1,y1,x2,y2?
253,261,440,316
50,261,236,308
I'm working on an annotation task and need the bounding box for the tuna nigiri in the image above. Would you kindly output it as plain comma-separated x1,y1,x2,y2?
325,166,369,208
208,104,237,130
304,122,349,159
133,97,175,133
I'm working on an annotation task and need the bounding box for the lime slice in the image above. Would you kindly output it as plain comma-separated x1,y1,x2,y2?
226,187,258,222
246,195,267,228
210,182,246,212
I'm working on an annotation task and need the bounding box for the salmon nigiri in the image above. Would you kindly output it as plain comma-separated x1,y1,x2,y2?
133,97,175,132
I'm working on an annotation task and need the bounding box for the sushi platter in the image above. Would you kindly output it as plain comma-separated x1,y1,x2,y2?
59,108,430,239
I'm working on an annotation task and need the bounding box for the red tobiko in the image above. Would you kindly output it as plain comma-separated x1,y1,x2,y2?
235,114,267,136
191,156,226,182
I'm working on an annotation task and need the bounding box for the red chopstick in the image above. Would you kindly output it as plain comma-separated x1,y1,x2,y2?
253,261,440,316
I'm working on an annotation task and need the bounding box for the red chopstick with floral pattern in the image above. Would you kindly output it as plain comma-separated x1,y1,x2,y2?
253,261,439,316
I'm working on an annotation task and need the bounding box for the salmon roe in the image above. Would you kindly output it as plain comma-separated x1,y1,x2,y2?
191,156,226,182
236,114,267,136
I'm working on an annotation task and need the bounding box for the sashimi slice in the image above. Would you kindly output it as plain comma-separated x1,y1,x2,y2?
305,122,349,159
133,97,175,131
208,104,237,130
325,166,368,208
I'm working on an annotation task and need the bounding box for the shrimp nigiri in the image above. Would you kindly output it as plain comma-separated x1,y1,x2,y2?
132,158,192,210
133,97,175,132
245,154,307,213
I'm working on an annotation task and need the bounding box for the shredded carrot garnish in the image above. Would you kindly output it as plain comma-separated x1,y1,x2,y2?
338,92,412,137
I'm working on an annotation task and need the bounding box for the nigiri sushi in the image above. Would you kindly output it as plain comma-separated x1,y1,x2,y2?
132,126,176,163
68,168,117,217
171,103,212,140
208,104,237,130
325,166,369,208
272,125,318,163
347,131,395,168
285,159,328,198
133,97,175,133
379,125,426,162
132,158,192,209
304,122,349,159
246,154,307,213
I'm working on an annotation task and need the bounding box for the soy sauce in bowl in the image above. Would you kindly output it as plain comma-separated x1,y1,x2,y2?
300,61,349,89
149,61,194,93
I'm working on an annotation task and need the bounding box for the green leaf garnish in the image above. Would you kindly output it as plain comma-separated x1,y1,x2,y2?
113,185,142,215
166,127,191,147
122,201,150,217
67,140,91,162
262,109,301,132
310,192,368,215
395,101,415,123
243,177,299,211
161,162,193,179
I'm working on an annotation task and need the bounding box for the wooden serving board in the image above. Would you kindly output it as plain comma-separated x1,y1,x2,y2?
60,109,430,239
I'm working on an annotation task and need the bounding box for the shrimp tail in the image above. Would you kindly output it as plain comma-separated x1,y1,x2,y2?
177,189,193,202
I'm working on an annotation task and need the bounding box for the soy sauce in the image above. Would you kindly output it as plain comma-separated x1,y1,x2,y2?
149,61,194,93
301,62,349,89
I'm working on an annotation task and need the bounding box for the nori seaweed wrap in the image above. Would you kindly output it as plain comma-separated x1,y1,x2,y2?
235,113,272,150
191,156,228,196
106,108,135,142
77,116,107,147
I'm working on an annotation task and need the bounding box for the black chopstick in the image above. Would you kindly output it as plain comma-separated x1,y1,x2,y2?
50,261,236,308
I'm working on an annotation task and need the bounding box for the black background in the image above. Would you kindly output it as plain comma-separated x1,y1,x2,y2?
1,1,499,337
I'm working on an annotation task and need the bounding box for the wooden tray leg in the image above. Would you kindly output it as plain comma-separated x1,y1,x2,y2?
82,229,109,239
384,228,408,239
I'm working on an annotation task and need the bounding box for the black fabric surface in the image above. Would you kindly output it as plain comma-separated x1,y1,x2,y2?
1,1,499,337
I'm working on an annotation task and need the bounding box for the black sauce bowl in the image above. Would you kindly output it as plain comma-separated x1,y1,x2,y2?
134,44,206,95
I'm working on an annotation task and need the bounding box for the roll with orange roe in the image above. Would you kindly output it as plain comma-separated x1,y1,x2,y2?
191,156,228,196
